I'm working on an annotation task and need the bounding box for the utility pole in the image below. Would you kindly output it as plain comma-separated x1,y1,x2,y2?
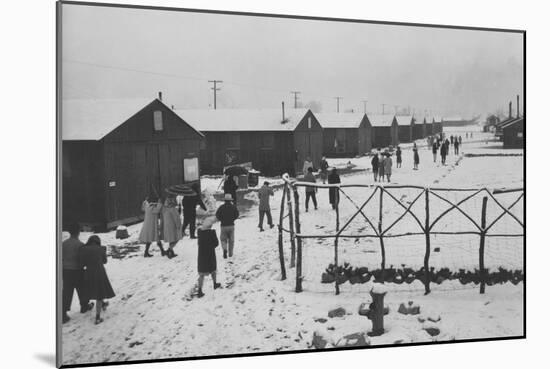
290,91,301,108
208,80,223,109
334,97,343,113
362,100,368,114
382,103,386,115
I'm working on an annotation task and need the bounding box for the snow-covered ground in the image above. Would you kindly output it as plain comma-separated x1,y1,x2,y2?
61,134,524,366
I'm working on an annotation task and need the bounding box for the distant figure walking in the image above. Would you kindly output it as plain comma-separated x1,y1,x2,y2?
162,195,182,259
196,216,221,298
371,153,379,182
396,146,402,168
223,175,238,206
319,156,329,184
440,142,447,165
62,223,93,323
450,135,454,145
216,194,239,259
139,196,166,258
454,139,460,155
384,153,393,182
378,153,386,182
302,156,313,176
413,144,419,170
328,168,341,210
182,183,207,239
432,142,437,163
257,181,274,231
458,135,462,146
79,235,115,325
304,167,318,212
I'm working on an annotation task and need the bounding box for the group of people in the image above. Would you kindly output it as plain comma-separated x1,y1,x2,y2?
370,150,394,181
62,223,115,325
431,133,462,165
302,156,341,210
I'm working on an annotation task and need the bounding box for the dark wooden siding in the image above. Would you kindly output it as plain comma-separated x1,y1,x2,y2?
322,128,358,157
200,131,294,176
101,100,202,228
294,111,323,173
503,119,524,149
413,121,425,140
62,141,105,230
398,125,412,143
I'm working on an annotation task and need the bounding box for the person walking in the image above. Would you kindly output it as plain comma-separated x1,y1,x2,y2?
182,183,207,239
454,139,460,155
303,167,318,212
396,146,402,168
257,181,274,231
79,235,115,325
384,153,393,182
328,168,341,210
371,153,379,182
139,195,166,258
432,142,437,163
440,141,447,165
450,135,454,145
458,135,462,146
223,174,238,206
196,216,222,298
216,194,239,259
319,156,329,184
378,153,386,182
302,156,313,176
413,144,420,170
162,195,182,259
62,223,93,323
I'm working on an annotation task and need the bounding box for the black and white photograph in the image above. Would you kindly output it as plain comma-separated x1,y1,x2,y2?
56,1,525,367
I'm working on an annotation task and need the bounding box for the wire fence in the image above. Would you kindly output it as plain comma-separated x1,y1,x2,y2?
277,175,524,295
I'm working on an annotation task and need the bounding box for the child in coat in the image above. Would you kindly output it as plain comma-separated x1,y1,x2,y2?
79,235,115,324
196,216,222,297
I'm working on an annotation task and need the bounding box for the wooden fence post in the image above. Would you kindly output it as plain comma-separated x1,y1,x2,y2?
335,189,340,295
277,187,287,281
424,189,431,295
293,187,303,293
378,187,386,283
479,196,488,294
285,185,296,268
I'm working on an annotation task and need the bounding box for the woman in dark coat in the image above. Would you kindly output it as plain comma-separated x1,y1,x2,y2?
79,235,115,324
371,154,379,182
327,168,341,210
196,217,221,298
413,143,420,170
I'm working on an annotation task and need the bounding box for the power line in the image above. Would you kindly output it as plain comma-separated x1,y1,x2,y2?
208,80,223,109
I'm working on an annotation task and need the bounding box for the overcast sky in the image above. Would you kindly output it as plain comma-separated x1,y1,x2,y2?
61,3,524,118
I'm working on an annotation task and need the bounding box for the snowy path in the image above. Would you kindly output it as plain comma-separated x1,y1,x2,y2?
62,138,524,365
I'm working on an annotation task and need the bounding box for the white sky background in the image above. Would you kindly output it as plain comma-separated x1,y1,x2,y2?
61,4,523,118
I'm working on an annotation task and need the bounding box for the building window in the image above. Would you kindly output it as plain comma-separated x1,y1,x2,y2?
153,110,163,131
226,132,240,149
262,133,274,149
308,117,312,129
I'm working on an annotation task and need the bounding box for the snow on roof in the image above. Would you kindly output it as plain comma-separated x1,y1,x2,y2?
433,116,442,123
62,98,154,140
413,115,426,124
316,112,365,128
173,108,309,132
368,114,395,127
394,115,414,126
501,117,524,129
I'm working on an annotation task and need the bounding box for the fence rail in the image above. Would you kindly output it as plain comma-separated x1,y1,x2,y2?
277,174,524,295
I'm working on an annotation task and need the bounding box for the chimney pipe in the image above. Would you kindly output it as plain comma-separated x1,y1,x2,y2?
517,95,520,118
508,101,512,119
171,105,174,110
158,91,163,101
281,101,285,122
